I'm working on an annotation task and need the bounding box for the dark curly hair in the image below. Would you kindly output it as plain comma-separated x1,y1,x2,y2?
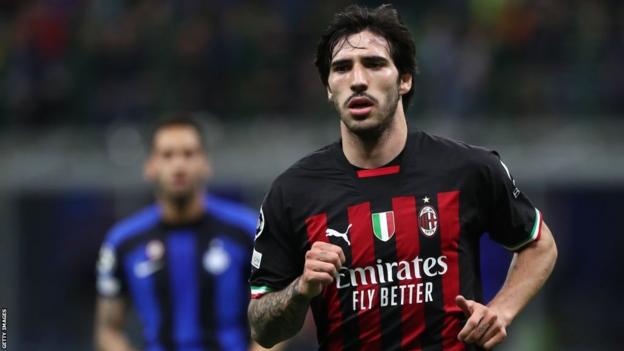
315,4,418,110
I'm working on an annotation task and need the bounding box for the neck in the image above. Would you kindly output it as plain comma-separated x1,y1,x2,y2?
341,104,408,169
159,191,204,224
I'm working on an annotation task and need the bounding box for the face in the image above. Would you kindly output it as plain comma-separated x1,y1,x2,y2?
144,126,210,202
327,30,412,138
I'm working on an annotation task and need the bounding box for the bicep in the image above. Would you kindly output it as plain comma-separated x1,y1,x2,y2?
516,221,557,258
537,221,556,251
508,221,558,285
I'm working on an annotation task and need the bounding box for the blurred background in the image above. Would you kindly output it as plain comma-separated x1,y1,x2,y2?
1,0,623,350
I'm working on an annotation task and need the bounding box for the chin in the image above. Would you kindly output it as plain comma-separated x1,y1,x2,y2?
343,114,387,139
348,123,387,141
166,189,194,201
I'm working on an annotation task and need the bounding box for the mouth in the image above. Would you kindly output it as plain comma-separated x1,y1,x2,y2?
172,174,189,187
347,96,375,117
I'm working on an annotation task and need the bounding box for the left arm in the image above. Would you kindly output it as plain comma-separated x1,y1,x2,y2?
457,221,558,349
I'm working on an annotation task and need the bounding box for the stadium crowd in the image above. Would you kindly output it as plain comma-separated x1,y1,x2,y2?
1,0,623,124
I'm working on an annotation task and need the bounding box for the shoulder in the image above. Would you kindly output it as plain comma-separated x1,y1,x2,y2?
104,204,161,249
262,141,343,213
412,131,500,170
204,193,257,237
272,141,341,189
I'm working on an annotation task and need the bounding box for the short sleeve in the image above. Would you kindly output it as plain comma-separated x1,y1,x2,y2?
249,182,302,299
95,241,126,298
483,152,542,251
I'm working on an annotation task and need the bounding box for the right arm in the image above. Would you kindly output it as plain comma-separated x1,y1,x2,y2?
94,297,137,351
95,241,132,351
248,241,345,348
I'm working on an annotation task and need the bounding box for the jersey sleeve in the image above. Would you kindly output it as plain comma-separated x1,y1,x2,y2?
249,181,302,299
483,151,543,251
95,240,126,298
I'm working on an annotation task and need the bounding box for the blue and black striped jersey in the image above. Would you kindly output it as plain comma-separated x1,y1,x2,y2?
97,194,256,351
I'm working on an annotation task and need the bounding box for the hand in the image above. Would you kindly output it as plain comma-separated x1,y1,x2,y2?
297,241,345,299
456,295,508,350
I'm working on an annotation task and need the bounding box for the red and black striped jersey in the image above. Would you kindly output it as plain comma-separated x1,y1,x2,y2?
250,131,542,351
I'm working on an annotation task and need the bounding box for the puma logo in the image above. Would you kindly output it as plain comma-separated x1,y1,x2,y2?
325,224,352,245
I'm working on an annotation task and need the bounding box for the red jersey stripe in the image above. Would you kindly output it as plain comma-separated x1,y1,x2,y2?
305,213,343,351
437,191,465,351
356,165,400,178
305,213,328,243
392,196,424,351
347,202,382,349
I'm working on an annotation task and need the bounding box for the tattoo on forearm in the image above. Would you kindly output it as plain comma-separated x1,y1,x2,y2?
248,277,310,345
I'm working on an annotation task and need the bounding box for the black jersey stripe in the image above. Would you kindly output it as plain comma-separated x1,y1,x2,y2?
418,194,444,351
310,295,330,351
153,231,174,349
196,219,220,350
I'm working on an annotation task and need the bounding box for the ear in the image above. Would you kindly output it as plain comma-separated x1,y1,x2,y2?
143,156,156,182
399,73,412,95
202,154,213,179
326,85,333,101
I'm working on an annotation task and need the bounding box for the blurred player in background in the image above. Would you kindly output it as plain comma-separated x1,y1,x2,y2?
248,4,557,351
94,117,271,351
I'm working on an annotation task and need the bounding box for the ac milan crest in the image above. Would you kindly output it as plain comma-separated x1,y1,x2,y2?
418,205,438,237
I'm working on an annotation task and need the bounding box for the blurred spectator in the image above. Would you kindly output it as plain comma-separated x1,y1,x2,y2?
1,0,623,126
94,116,276,351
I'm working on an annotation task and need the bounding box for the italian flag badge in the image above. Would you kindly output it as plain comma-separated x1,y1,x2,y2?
250,285,272,299
372,211,395,241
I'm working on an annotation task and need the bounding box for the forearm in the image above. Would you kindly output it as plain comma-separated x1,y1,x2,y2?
248,277,310,347
249,340,287,351
95,328,136,351
94,297,136,351
488,223,557,324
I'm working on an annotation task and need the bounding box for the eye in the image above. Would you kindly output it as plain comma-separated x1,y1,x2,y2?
331,61,351,73
365,58,387,69
162,150,173,159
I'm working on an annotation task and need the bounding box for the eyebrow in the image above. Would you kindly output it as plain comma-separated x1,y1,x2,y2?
331,55,389,67
331,59,351,69
362,56,389,64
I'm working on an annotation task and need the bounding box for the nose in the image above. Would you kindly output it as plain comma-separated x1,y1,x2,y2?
171,153,187,168
350,64,368,93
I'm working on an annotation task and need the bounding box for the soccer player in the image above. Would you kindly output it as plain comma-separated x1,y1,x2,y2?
94,117,264,351
248,4,558,351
